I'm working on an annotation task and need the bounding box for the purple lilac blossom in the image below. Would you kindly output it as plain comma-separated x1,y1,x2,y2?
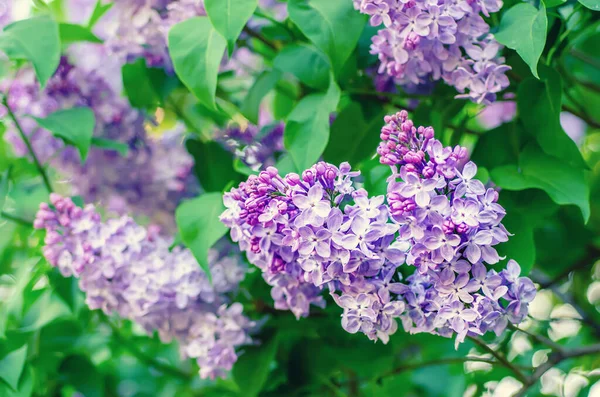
354,0,510,104
476,100,516,129
222,110,536,347
1,51,195,231
35,194,253,380
378,110,535,346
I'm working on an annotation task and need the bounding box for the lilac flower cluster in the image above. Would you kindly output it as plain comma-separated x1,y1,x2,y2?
35,194,253,380
222,110,535,347
354,0,510,104
1,51,195,230
378,110,535,345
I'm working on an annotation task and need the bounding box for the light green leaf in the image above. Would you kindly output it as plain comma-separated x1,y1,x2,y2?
176,193,228,277
34,107,96,161
205,0,258,55
0,345,27,390
288,0,366,74
0,16,61,87
274,43,331,90
233,333,279,397
0,366,33,397
59,23,102,44
517,68,588,169
495,3,547,78
490,145,590,222
241,69,282,124
578,0,600,10
90,137,128,157
284,78,340,171
324,101,386,166
168,17,227,110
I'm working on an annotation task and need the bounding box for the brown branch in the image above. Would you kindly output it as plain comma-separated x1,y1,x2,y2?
468,337,529,383
535,246,600,289
242,26,278,51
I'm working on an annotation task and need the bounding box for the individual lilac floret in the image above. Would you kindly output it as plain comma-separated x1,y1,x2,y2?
354,0,510,104
1,52,196,231
378,110,535,347
35,194,253,380
221,162,407,343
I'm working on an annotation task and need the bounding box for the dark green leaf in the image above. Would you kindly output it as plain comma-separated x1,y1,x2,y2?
517,69,588,169
288,0,366,74
59,23,102,44
33,107,96,161
241,69,282,124
20,290,71,332
490,144,590,222
578,0,600,10
284,78,340,171
495,2,547,78
0,16,61,87
205,0,258,55
59,355,104,397
0,345,27,390
273,43,331,90
122,58,161,109
324,101,386,166
176,193,228,276
168,17,227,110
90,137,128,157
233,333,279,397
471,123,519,170
185,139,243,192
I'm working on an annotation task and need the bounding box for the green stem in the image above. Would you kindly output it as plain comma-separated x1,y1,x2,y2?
2,95,53,193
102,315,192,381
1,211,34,227
242,26,279,51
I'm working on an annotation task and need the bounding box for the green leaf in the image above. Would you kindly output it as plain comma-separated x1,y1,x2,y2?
90,137,128,157
0,366,32,397
33,107,96,161
288,0,366,74
578,0,600,10
185,139,243,192
121,58,179,109
324,101,386,166
87,0,113,28
241,69,282,124
168,17,227,110
490,144,590,222
59,355,104,397
0,16,61,87
20,290,71,332
273,43,331,90
517,69,588,169
205,0,258,55
59,23,102,44
284,77,340,171
176,193,228,276
233,333,279,397
0,345,27,390
495,2,547,78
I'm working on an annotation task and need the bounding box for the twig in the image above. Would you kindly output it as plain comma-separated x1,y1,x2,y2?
514,343,600,397
242,26,278,51
530,270,600,338
379,356,532,380
570,48,600,70
1,212,34,227
468,337,528,383
2,95,54,193
535,246,600,289
562,103,600,129
508,324,565,353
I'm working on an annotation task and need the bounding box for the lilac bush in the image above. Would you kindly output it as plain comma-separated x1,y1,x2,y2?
222,110,535,346
353,0,510,104
34,194,253,379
